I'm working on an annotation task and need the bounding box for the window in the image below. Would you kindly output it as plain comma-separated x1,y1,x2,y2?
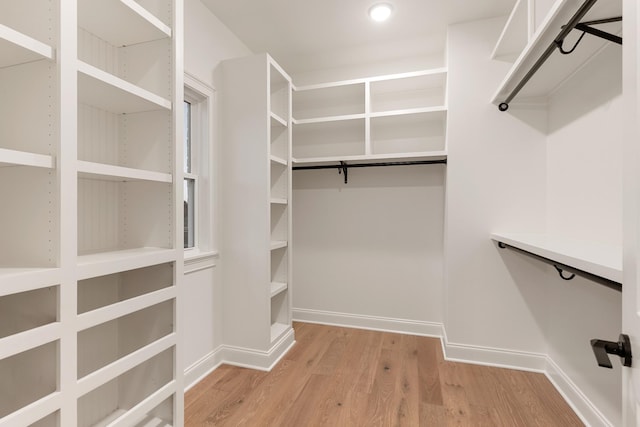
183,74,215,253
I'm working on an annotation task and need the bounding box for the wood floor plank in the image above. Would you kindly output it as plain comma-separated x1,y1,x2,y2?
185,323,585,427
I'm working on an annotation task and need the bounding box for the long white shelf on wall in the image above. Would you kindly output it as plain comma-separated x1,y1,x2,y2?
491,0,531,62
292,150,447,168
77,161,172,183
78,61,172,114
0,322,61,361
0,392,62,427
78,0,171,47
77,247,176,280
492,0,622,107
0,23,54,68
491,232,622,289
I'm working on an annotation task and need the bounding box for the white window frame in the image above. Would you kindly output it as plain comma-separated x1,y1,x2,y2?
183,73,217,264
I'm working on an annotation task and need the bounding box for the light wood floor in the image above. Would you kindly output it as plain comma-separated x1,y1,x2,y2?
185,322,584,426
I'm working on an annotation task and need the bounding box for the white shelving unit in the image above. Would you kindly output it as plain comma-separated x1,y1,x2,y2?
221,53,294,358
292,68,448,165
0,1,183,425
491,232,622,284
492,0,622,106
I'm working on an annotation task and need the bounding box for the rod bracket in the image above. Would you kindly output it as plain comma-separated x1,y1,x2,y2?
554,265,576,280
338,161,348,184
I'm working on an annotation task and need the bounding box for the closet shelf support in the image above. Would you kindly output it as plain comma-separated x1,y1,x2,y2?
293,159,447,184
496,240,622,292
498,0,622,112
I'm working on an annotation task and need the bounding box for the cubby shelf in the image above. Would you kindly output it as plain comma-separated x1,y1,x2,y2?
270,241,288,251
76,333,176,396
270,155,288,166
0,392,61,427
270,322,289,342
78,61,172,114
0,24,54,68
90,381,175,427
77,248,176,281
270,282,288,298
0,268,60,296
77,161,172,183
0,148,54,169
491,232,622,283
270,112,288,127
0,323,60,360
78,0,171,47
293,67,448,163
77,287,176,332
270,197,288,205
491,0,622,105
491,0,530,62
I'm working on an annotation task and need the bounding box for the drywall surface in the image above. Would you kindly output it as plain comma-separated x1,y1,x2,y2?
445,17,548,354
292,164,445,329
182,0,250,376
544,43,623,426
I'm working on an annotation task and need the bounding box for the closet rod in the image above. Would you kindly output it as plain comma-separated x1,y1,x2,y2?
496,241,622,292
293,159,447,184
498,0,621,111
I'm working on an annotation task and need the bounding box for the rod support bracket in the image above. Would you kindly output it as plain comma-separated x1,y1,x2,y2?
338,161,348,184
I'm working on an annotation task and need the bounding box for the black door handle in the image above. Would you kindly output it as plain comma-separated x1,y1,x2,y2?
590,334,632,368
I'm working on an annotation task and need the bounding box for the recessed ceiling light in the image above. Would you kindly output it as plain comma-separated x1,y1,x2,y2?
369,3,393,22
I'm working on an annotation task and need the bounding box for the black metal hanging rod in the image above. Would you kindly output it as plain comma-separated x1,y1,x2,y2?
498,0,622,112
496,241,622,292
292,159,447,184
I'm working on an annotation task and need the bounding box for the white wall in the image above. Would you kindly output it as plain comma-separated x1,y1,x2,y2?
447,16,622,426
182,0,251,387
543,43,623,426
292,165,445,332
445,17,548,357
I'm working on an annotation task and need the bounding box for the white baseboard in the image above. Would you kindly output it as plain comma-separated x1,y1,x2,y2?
544,357,614,427
184,345,226,392
292,308,444,337
222,327,296,371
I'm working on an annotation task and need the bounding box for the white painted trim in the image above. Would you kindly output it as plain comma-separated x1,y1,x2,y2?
292,308,444,337
441,331,548,373
221,328,296,371
183,346,226,391
183,250,218,275
544,357,614,427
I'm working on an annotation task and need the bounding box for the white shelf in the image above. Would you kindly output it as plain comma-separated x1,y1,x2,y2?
270,322,289,342
270,241,288,251
491,0,531,62
91,382,175,427
78,61,172,114
270,198,288,205
270,282,288,298
491,232,622,283
0,24,54,68
0,392,61,427
78,0,171,47
293,151,448,167
270,155,288,166
492,0,622,105
370,106,447,119
77,287,176,332
293,113,366,125
77,248,176,280
0,148,54,169
77,161,172,183
0,268,60,297
270,112,288,127
77,333,176,396
0,322,61,360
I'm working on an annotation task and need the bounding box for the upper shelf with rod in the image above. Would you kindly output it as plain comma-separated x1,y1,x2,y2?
492,0,621,111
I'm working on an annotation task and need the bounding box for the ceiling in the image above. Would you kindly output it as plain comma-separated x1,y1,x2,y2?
201,0,515,75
